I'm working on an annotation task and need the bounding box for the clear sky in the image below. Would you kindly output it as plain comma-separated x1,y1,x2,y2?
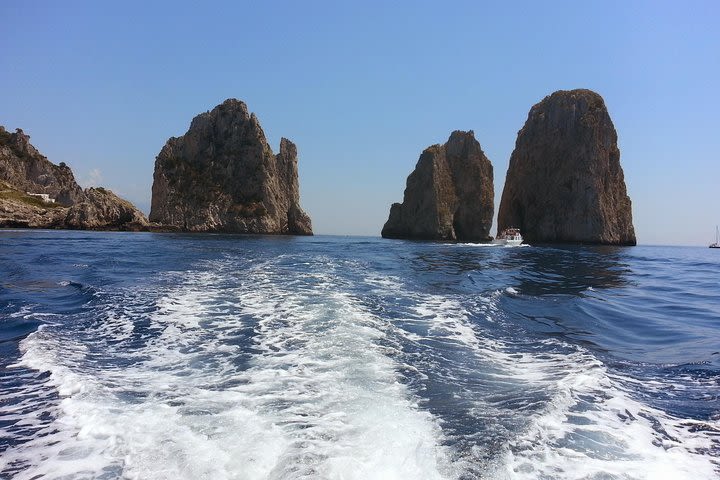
2,1,718,245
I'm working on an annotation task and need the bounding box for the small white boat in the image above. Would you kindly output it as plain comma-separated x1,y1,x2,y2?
710,226,720,249
494,227,523,246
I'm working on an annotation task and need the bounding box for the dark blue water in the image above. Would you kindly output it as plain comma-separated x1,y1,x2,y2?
1,231,718,479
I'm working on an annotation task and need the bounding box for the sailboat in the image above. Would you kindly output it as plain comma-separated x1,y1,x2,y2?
710,226,720,249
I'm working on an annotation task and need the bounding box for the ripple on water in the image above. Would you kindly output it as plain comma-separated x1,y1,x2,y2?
0,234,718,479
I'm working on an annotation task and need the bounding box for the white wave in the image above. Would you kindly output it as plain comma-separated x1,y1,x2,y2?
2,259,452,480
451,243,530,248
452,243,502,248
498,350,719,480
3,257,717,480
402,293,719,480
412,296,485,350
1,268,289,479
232,264,451,479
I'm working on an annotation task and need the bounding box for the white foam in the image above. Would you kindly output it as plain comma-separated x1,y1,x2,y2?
3,256,718,480
453,242,501,248
413,296,484,350
498,353,720,480
231,264,451,479
3,259,452,479
401,293,720,479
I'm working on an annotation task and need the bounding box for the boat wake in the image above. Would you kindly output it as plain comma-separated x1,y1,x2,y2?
1,244,718,479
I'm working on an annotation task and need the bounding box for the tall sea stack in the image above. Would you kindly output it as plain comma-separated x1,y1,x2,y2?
149,99,312,235
381,130,494,242
497,89,636,245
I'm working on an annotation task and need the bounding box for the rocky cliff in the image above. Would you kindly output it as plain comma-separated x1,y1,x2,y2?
0,180,66,228
149,99,312,235
0,127,84,205
497,89,636,245
65,187,149,230
0,126,148,230
381,130,494,242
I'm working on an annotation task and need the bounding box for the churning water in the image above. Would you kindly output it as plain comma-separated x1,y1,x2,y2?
0,231,718,479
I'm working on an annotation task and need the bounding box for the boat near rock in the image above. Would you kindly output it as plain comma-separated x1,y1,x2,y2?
497,89,636,246
493,227,523,246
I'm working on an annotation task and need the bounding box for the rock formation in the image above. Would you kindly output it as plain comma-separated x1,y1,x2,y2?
149,99,312,235
0,180,67,228
497,89,636,245
0,126,148,230
381,130,494,242
0,127,84,205
65,187,149,230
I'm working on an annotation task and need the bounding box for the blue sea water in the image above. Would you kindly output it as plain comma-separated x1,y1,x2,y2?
0,230,718,479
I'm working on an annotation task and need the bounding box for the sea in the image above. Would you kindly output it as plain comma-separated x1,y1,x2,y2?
0,230,718,480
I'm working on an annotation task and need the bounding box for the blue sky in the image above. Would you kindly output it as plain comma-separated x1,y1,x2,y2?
2,1,718,245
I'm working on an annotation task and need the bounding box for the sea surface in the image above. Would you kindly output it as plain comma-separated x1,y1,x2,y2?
0,231,718,480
